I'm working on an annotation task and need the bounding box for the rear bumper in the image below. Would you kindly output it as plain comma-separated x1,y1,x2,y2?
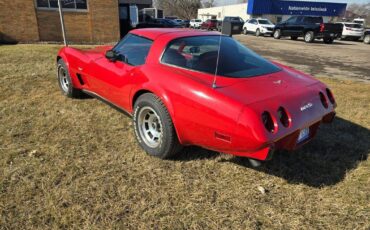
317,32,341,39
226,112,336,161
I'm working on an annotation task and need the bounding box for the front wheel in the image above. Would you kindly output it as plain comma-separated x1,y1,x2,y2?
273,29,281,39
57,59,82,98
304,31,315,43
133,93,182,159
256,29,261,37
243,28,248,35
364,35,370,44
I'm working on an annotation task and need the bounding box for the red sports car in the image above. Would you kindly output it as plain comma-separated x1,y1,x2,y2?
56,28,336,165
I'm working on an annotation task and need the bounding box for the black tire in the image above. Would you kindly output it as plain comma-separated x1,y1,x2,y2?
364,35,370,44
133,93,182,159
256,29,261,37
290,36,298,40
273,29,281,39
243,28,248,35
57,59,83,98
323,38,334,44
304,31,315,43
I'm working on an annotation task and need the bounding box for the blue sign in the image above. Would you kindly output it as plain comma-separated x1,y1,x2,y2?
247,0,347,17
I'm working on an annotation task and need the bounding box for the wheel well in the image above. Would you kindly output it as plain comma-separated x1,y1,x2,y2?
132,89,153,109
57,56,62,63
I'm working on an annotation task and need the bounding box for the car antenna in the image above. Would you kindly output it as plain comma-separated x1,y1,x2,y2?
212,22,223,89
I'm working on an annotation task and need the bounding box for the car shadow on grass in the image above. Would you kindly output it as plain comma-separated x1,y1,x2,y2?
176,117,369,188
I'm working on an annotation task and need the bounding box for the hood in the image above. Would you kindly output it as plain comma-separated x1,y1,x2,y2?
261,25,275,28
80,45,113,60
216,67,319,105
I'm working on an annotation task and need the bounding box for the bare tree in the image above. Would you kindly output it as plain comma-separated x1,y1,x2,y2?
347,3,370,26
202,0,215,8
155,0,202,19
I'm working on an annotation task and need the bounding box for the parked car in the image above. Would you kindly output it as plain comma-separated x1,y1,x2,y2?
243,18,275,36
217,16,244,32
173,19,183,24
190,19,202,29
200,19,218,30
56,28,336,165
364,30,370,44
273,16,343,44
182,20,190,28
136,18,183,29
337,22,364,41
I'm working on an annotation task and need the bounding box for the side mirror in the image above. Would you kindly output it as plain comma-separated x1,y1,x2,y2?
105,50,118,62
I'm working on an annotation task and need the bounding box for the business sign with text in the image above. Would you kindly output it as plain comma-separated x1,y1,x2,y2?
247,0,347,17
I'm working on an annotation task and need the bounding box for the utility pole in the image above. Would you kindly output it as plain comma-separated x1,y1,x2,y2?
58,0,68,46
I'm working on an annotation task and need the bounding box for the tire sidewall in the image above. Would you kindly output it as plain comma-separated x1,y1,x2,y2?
256,29,260,37
274,29,281,39
364,35,370,44
57,59,73,97
304,31,314,43
133,95,175,158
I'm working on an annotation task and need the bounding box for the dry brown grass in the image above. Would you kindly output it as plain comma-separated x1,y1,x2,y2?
0,44,369,229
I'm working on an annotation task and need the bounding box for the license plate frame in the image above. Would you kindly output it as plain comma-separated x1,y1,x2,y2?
297,127,310,143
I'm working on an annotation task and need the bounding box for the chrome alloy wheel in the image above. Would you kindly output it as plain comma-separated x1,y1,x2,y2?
305,33,312,42
58,65,69,93
138,106,163,148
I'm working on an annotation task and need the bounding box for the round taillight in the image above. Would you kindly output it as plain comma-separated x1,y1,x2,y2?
326,88,335,104
262,111,276,133
319,92,328,109
278,107,291,128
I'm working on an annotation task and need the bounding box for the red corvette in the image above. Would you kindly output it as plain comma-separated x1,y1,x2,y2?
56,28,336,164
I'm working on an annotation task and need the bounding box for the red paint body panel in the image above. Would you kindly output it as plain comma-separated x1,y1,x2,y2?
57,28,336,161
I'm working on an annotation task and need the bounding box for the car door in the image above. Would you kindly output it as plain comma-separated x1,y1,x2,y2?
293,16,305,36
247,19,257,32
283,16,297,36
87,34,153,110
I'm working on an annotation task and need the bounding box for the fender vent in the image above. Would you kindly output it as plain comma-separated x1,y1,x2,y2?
76,73,84,85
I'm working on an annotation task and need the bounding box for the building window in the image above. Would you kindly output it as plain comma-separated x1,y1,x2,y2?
36,0,88,10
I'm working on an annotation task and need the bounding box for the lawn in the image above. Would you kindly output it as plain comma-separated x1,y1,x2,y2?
0,44,369,229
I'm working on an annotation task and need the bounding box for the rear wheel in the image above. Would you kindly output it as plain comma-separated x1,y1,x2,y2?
304,31,315,43
290,36,298,40
273,29,281,39
57,59,82,98
133,93,182,159
323,38,334,44
364,35,370,44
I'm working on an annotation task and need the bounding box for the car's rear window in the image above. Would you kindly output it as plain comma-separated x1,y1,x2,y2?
161,35,281,78
345,23,363,28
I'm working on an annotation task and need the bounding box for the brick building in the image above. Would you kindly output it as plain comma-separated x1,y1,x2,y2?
0,0,152,43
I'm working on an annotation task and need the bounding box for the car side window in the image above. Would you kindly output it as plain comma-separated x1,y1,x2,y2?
286,17,297,24
249,19,256,24
113,34,153,66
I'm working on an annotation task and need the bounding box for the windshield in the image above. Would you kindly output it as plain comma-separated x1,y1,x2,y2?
195,19,202,22
161,36,281,78
258,19,272,25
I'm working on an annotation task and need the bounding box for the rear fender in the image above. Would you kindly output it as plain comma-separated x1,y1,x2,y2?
130,84,183,144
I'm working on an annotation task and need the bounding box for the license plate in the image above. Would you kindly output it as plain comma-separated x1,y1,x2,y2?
297,127,310,143
233,26,239,30
330,33,334,37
